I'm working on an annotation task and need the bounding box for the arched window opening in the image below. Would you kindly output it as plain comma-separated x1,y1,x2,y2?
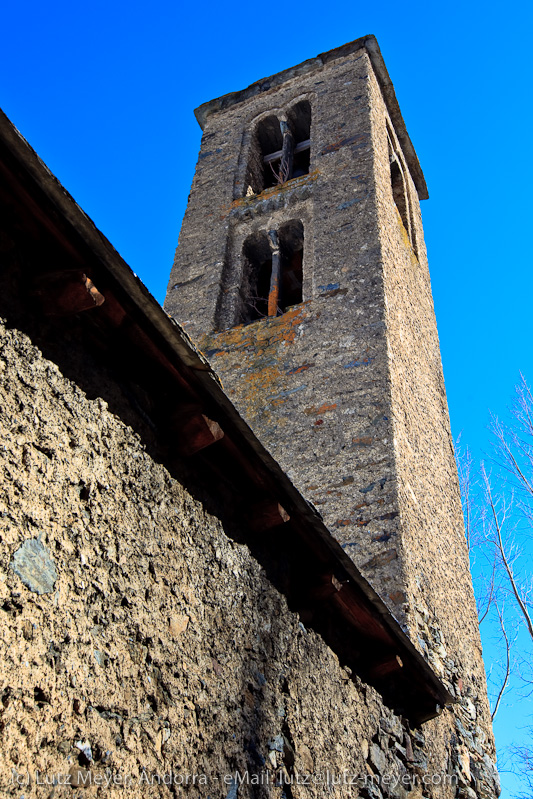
387,124,416,253
240,232,273,323
278,220,304,311
238,221,304,325
245,102,312,196
389,150,409,231
287,101,311,178
246,116,284,195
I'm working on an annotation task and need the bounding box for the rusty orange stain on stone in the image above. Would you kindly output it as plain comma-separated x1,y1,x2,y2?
316,402,337,414
225,171,320,215
197,306,310,417
242,364,281,390
276,306,308,345
304,402,337,416
287,363,313,374
201,304,308,356
241,365,285,414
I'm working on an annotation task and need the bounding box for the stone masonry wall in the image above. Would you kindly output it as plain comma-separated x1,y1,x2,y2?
166,48,412,633
164,44,498,799
366,60,495,766
0,318,500,798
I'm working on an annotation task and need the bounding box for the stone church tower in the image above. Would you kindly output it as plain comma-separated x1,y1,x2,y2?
166,35,497,793
0,32,501,796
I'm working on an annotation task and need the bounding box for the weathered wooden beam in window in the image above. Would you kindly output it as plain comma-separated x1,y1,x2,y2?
279,121,294,184
267,229,280,317
169,405,225,456
248,500,290,533
268,251,281,316
34,270,105,315
263,139,310,164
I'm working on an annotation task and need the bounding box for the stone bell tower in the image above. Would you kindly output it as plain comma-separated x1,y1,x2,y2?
165,36,496,783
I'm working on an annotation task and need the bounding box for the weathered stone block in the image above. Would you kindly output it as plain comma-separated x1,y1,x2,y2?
9,538,57,595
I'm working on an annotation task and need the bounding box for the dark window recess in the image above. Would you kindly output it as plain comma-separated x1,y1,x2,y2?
239,221,304,324
288,100,311,179
245,101,311,195
292,143,311,179
245,116,283,195
279,220,304,309
240,232,273,322
387,125,417,256
390,155,409,231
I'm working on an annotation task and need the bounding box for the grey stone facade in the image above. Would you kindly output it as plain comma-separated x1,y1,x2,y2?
0,35,499,799
165,35,498,797
0,319,497,799
164,39,429,629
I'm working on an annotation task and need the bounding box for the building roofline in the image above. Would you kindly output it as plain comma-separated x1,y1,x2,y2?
194,35,428,200
0,107,445,722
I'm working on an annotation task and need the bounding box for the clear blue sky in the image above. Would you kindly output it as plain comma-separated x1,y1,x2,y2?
1,0,532,794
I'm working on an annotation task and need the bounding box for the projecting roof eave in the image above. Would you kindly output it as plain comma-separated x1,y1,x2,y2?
0,107,446,724
194,35,429,201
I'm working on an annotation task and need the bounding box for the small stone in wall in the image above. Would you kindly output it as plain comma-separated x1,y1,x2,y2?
380,714,403,740
69,766,92,787
22,619,33,640
269,734,284,752
463,697,477,720
94,650,105,667
169,614,189,636
75,740,93,762
370,742,387,773
296,742,314,773
10,538,57,594
225,777,238,799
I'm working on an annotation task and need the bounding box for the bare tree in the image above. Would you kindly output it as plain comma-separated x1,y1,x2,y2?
458,376,533,795
511,743,533,799
488,377,533,653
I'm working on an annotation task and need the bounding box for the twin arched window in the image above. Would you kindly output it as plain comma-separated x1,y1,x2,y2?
245,101,311,196
235,102,310,326
239,220,304,324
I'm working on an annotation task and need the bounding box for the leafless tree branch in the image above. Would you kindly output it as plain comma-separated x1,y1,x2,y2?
491,602,511,720
456,377,533,792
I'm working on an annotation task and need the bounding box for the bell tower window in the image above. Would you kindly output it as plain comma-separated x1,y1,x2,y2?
239,221,304,324
245,116,284,195
245,102,312,196
287,100,311,178
240,231,273,322
278,219,304,309
387,123,418,256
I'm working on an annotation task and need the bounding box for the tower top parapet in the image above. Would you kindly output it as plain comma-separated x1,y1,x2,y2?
194,34,428,200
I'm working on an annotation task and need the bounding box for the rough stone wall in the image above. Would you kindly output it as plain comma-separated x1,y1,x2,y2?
164,45,498,796
166,49,411,630
0,318,501,798
366,63,497,792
